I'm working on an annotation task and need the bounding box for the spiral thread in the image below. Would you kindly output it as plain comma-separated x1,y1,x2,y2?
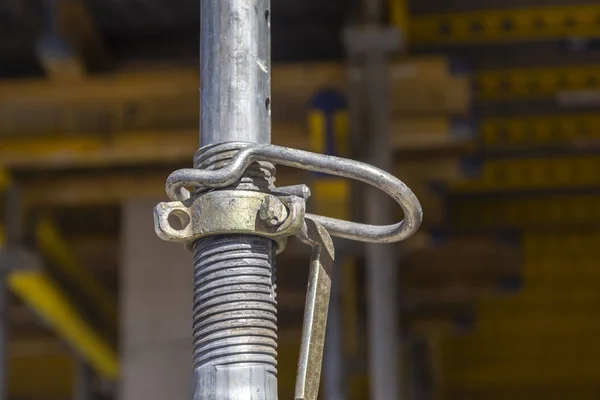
193,234,278,377
192,142,278,381
194,142,275,193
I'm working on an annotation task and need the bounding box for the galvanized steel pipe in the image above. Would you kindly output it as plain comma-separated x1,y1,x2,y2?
195,0,277,399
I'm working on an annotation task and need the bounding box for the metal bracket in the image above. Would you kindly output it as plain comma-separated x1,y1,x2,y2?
294,218,334,400
154,190,306,253
155,142,423,399
165,143,423,244
154,186,334,400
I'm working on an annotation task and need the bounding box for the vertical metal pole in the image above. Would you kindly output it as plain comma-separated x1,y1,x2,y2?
74,357,93,400
363,0,401,399
0,271,6,400
200,0,271,146
323,257,344,400
407,334,433,400
364,55,400,400
0,186,21,400
194,1,277,399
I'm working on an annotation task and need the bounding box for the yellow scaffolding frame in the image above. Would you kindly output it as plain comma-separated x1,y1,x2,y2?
475,65,600,101
407,4,600,45
0,174,118,380
481,114,600,147
450,155,600,192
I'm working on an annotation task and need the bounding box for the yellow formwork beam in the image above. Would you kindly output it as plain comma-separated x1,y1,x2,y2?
448,193,600,229
446,336,600,361
448,340,600,365
443,327,600,344
521,232,600,278
443,329,600,384
0,128,304,169
0,215,118,379
449,154,600,192
35,217,118,336
389,0,408,35
392,116,471,150
0,337,77,398
447,339,600,360
523,230,600,246
10,352,74,399
476,307,600,324
0,117,467,169
0,118,465,171
478,288,600,309
15,163,453,222
444,361,600,386
8,271,119,379
440,228,600,390
0,170,10,191
0,59,467,133
523,231,600,261
409,4,600,45
446,385,600,400
481,114,600,148
475,65,600,101
0,59,454,102
20,169,181,206
0,58,468,170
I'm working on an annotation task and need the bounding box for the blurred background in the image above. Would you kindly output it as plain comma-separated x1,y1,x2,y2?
1,0,600,399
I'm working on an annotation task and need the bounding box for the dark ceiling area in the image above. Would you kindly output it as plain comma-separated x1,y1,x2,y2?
0,0,355,78
1,0,591,78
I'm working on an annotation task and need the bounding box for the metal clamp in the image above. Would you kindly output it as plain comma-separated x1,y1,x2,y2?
154,186,334,400
154,142,422,400
294,217,334,400
154,190,306,253
165,143,423,243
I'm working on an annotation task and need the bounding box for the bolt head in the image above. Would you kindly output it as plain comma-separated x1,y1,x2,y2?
259,195,288,227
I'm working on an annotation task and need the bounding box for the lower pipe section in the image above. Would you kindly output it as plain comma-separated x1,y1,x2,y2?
192,235,278,400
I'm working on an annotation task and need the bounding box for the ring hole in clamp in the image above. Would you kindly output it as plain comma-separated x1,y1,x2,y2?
167,209,191,231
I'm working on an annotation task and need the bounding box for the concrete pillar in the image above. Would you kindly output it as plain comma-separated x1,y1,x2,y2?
120,199,192,400
74,357,92,400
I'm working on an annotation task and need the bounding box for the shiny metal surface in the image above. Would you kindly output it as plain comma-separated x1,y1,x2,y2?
158,128,421,397
193,1,277,398
364,46,402,400
294,218,334,400
355,0,403,397
323,255,345,400
200,0,271,145
192,235,278,400
165,143,423,244
154,190,305,253
156,0,422,397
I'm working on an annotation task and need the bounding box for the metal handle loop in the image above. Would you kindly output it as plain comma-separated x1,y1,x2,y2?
165,143,423,243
